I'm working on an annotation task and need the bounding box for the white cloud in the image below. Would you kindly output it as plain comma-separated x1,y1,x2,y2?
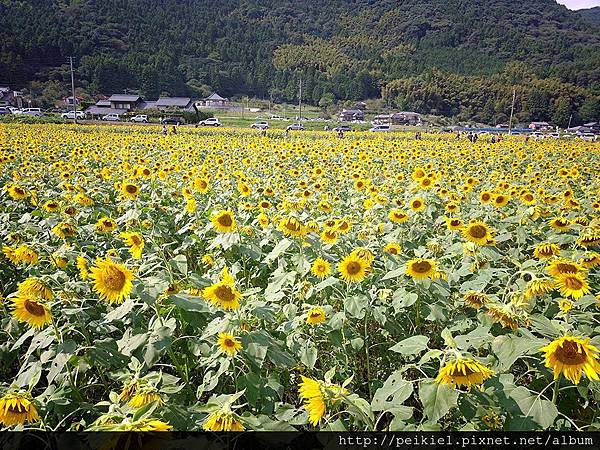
556,0,600,10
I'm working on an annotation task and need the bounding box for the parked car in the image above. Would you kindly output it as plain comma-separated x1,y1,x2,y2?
130,115,149,123
546,132,560,139
0,107,10,115
250,121,269,129
101,113,121,122
8,107,20,114
270,115,283,120
333,125,351,132
579,133,597,141
198,117,221,127
21,108,43,116
369,125,391,132
286,123,305,131
161,116,185,125
530,131,544,138
61,110,86,120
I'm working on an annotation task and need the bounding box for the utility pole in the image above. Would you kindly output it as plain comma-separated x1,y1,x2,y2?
298,78,302,121
508,88,516,135
567,113,573,130
69,56,77,124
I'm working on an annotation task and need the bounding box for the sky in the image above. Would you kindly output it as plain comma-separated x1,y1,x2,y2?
556,0,600,9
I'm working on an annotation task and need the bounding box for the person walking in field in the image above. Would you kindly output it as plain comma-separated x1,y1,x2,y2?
162,125,168,136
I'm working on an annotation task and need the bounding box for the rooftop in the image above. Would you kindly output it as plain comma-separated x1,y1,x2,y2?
108,94,142,102
155,97,192,107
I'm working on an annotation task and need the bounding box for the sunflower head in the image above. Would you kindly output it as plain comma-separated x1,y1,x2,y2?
540,336,600,384
89,258,134,304
311,257,331,278
0,392,39,427
306,306,326,325
435,358,494,388
405,258,437,280
218,332,242,356
211,210,237,233
338,254,370,283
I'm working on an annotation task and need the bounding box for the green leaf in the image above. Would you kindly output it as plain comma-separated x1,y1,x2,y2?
47,340,77,384
418,379,459,423
300,344,317,369
381,267,405,281
492,334,546,371
344,294,368,319
390,335,429,356
144,326,173,367
510,386,558,429
170,254,188,276
264,238,292,263
372,372,413,412
170,294,211,312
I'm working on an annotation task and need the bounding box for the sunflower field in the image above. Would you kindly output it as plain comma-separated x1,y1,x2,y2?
1,123,600,432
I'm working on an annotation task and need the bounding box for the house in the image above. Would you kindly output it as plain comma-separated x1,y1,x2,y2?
84,99,127,118
63,96,83,107
0,86,20,107
390,112,421,125
154,97,193,111
339,109,364,122
583,122,600,133
108,94,143,111
372,114,391,125
199,93,229,108
528,121,551,131
354,101,367,110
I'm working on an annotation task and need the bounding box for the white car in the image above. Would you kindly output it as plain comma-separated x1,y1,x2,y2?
21,108,43,116
130,115,149,123
250,121,269,129
369,125,391,132
61,110,86,120
270,115,283,120
199,117,221,127
101,113,121,121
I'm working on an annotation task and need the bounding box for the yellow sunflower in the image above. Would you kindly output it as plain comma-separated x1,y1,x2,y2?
202,268,242,310
17,277,53,300
436,358,494,388
409,198,426,212
338,254,370,283
320,229,338,245
463,291,488,309
89,258,134,304
463,221,494,245
11,293,52,329
533,243,561,259
306,306,326,325
211,210,237,233
217,332,242,356
298,376,326,426
405,258,437,280
546,259,584,277
554,273,591,299
389,208,409,224
120,232,144,259
384,242,402,256
278,216,306,237
0,392,39,427
203,408,245,431
128,387,164,408
540,336,600,384
311,257,331,278
445,217,464,231
121,182,140,200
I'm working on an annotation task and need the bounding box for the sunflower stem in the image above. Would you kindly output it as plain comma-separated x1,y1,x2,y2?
552,377,560,404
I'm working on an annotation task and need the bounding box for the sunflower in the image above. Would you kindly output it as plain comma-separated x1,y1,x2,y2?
549,217,570,232
463,221,493,245
202,268,242,310
128,387,164,408
338,254,370,283
11,293,52,329
311,257,331,278
127,419,172,431
42,200,60,212
558,299,573,313
409,198,425,212
533,243,561,259
201,254,214,267
217,332,242,356
524,279,555,299
384,242,402,256
388,208,409,224
320,229,338,245
306,306,326,325
89,258,134,304
492,194,509,207
211,210,237,233
6,185,28,200
95,217,117,233
17,277,53,300
405,258,437,280
203,408,245,431
463,291,488,309
479,191,492,203
554,273,591,299
278,216,306,237
185,197,197,213
257,212,269,228
0,392,39,427
298,376,326,426
540,336,600,384
435,358,494,388
121,182,140,200
77,255,89,280
119,380,140,402
579,252,600,269
546,259,584,277
193,177,210,193
486,304,520,330
120,232,144,259
445,218,464,230
350,247,374,265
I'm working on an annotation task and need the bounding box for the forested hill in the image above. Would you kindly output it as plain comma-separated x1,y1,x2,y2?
578,7,600,25
0,0,599,124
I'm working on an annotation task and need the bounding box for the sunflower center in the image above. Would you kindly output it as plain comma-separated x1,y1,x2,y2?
451,220,460,226
563,276,583,290
285,220,300,231
469,225,488,239
482,193,491,201
346,261,362,275
7,403,27,414
224,338,235,348
130,235,142,245
218,214,233,227
104,268,126,290
556,341,587,365
556,263,577,274
125,185,138,194
24,299,46,317
413,261,432,273
215,285,235,302
412,201,422,208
